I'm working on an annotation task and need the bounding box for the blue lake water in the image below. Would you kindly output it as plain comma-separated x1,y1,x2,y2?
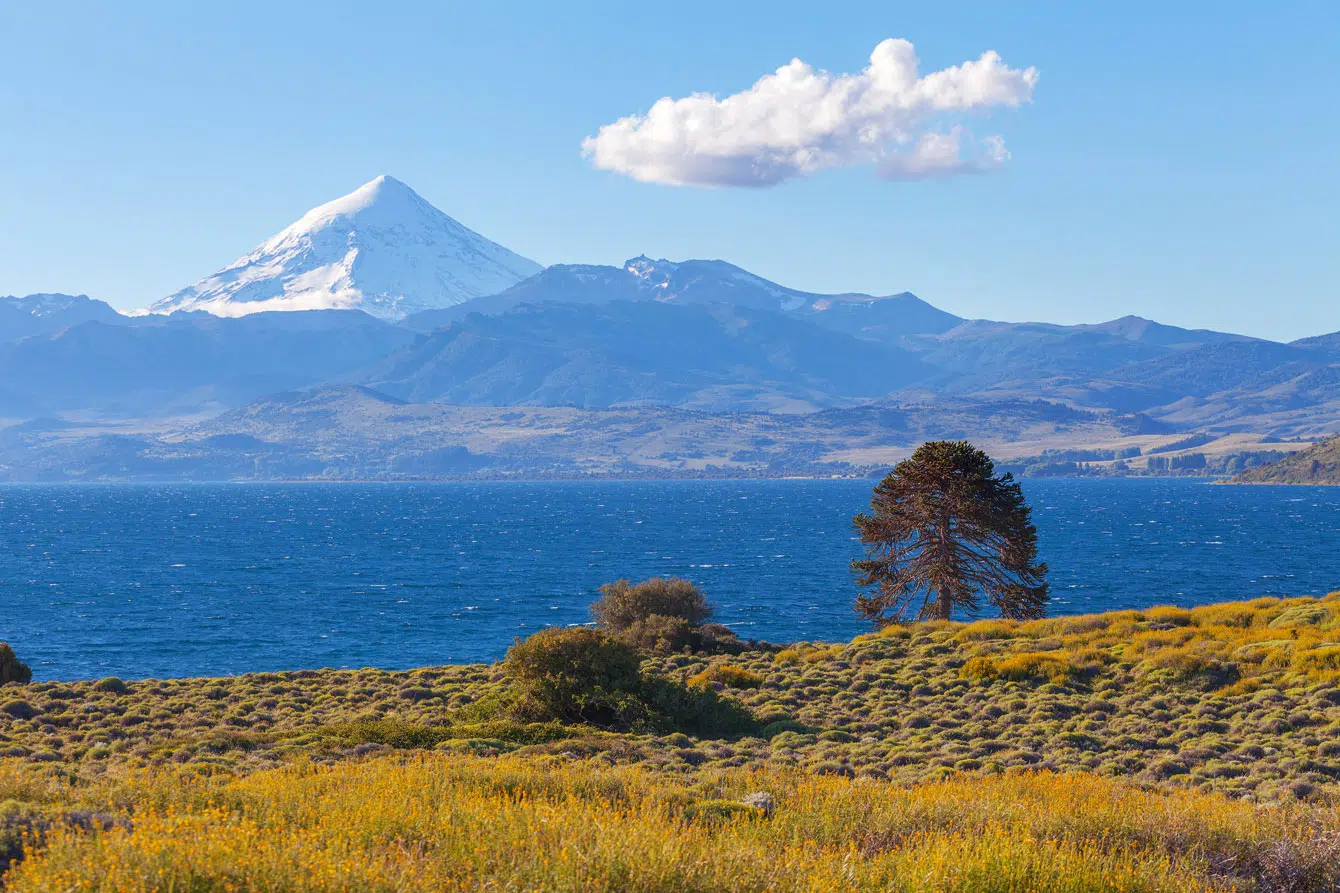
2,478,1339,681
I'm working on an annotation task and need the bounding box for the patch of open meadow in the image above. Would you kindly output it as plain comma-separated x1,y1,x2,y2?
5,754,1339,891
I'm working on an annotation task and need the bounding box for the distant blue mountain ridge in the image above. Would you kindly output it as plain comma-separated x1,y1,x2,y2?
2,249,1338,428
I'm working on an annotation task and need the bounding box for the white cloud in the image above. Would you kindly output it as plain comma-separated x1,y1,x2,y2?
581,39,1037,188
876,128,1010,180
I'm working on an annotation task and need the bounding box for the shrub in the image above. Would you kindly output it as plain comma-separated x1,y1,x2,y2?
592,577,712,632
681,798,759,826
959,656,999,682
502,627,645,727
954,620,1017,642
92,677,128,694
1269,603,1331,629
320,719,455,749
642,676,756,736
1143,606,1193,627
0,644,32,685
1143,647,1241,689
697,623,747,654
617,614,699,654
688,664,764,690
592,578,744,654
995,652,1076,685
1293,644,1340,674
1,699,37,720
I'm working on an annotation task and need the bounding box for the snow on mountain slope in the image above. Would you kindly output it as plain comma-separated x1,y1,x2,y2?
147,176,541,321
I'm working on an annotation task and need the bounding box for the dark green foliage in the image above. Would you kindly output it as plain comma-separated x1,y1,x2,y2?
502,627,646,727
641,676,757,736
592,577,743,654
320,719,456,750
92,677,129,694
0,643,32,686
593,577,713,630
853,441,1049,624
617,615,699,654
500,626,755,734
1,700,37,720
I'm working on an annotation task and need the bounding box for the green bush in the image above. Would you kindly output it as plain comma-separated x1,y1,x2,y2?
319,719,455,749
592,577,713,631
0,643,32,685
641,676,756,736
591,577,744,655
502,627,646,727
618,614,700,654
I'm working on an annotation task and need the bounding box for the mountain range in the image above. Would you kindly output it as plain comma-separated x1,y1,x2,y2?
2,174,1337,480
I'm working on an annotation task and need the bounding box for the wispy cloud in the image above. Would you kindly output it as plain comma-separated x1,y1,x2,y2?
582,39,1037,188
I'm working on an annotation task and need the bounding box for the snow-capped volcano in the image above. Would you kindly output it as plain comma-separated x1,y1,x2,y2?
147,175,541,321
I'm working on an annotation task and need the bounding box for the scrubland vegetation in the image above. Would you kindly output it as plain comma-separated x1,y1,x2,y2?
5,756,1340,891
4,590,1340,889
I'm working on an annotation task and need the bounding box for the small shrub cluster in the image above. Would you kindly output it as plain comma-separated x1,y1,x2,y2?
500,626,755,735
591,577,743,655
501,627,647,728
688,664,765,690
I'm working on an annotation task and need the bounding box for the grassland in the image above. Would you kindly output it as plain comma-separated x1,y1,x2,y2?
4,592,1340,889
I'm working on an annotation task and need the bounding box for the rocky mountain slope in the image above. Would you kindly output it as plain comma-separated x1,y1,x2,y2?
1229,434,1340,484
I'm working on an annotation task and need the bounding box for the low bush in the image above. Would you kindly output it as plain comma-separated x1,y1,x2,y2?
0,644,32,686
642,677,757,736
592,577,713,630
959,656,999,682
500,626,754,734
1,700,37,720
616,614,698,654
1269,602,1332,629
1293,643,1340,674
318,719,456,750
592,577,742,654
502,627,645,728
996,652,1077,684
688,664,764,690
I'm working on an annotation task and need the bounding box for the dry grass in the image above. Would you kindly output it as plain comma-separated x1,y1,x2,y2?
6,755,1339,891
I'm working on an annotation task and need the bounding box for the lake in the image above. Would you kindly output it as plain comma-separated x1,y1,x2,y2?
3,478,1339,680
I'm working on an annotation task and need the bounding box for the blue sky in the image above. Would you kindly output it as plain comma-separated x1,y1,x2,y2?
1,1,1336,340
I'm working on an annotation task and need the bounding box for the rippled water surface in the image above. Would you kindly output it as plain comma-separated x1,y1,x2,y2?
3,479,1338,679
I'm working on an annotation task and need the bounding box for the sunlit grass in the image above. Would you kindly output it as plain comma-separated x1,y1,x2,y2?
7,754,1339,891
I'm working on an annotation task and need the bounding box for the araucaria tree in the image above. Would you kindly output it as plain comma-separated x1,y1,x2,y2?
852,441,1048,625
